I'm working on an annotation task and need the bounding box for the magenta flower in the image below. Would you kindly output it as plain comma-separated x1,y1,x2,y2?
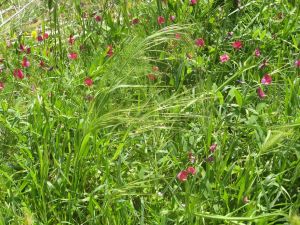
261,74,272,85
26,47,31,54
257,87,266,99
170,15,176,22
95,15,102,22
177,170,189,182
84,77,93,87
39,60,45,67
22,57,30,68
19,44,25,52
175,33,181,39
43,33,49,39
190,0,197,5
195,38,205,47
232,40,243,49
69,35,75,45
131,18,139,25
210,143,217,153
255,48,261,57
68,52,78,60
0,82,4,90
107,45,114,57
13,69,24,79
37,35,43,42
295,59,300,68
157,16,165,25
187,166,196,175
220,54,230,63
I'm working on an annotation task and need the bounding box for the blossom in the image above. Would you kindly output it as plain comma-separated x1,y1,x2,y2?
210,143,217,153
84,77,93,86
107,45,114,57
13,69,24,79
295,59,300,68
68,52,78,60
255,48,261,57
37,35,43,42
220,54,230,63
170,15,176,22
232,40,243,49
147,74,157,81
95,15,102,22
43,33,49,39
152,66,159,72
177,170,188,182
69,35,75,45
190,0,197,5
188,152,196,163
22,57,30,68
187,166,196,175
195,38,205,47
0,82,4,90
257,87,266,99
261,74,272,85
26,47,31,54
19,44,26,52
157,16,165,25
175,33,181,39
39,60,45,67
131,18,139,25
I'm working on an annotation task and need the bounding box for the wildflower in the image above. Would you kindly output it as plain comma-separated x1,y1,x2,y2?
187,166,196,175
131,18,139,25
68,52,78,60
0,82,4,90
43,33,49,39
177,170,188,182
175,33,181,39
261,74,272,85
22,57,30,68
188,152,196,163
37,35,43,42
13,69,24,79
220,54,230,63
190,0,197,5
257,87,266,99
254,48,261,57
210,143,217,153
206,156,214,162
157,16,165,25
69,35,75,45
195,38,205,47
295,59,300,68
31,30,37,39
170,15,176,22
39,60,45,67
232,40,243,49
107,45,113,57
95,15,102,22
19,44,26,52
84,77,93,86
26,47,31,54
152,66,159,72
147,74,157,81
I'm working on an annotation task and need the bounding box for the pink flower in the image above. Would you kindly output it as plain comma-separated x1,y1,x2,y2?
210,143,217,153
131,18,139,25
195,38,205,47
175,33,181,39
261,74,272,85
157,16,165,25
95,15,102,22
43,33,49,39
295,59,300,68
22,57,30,68
84,77,93,86
26,47,31,54
37,35,43,42
19,44,25,52
187,166,196,175
257,87,266,99
13,69,24,79
190,0,197,5
232,40,243,49
177,170,188,182
170,15,176,22
255,48,261,57
68,52,78,60
147,74,157,81
69,35,75,45
188,152,196,163
0,82,4,90
220,54,230,63
107,45,114,57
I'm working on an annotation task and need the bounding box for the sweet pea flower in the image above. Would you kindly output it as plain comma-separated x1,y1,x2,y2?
37,35,43,42
13,69,24,79
95,15,102,22
84,77,93,86
187,166,196,175
190,0,197,5
69,35,75,45
295,59,300,68
107,45,114,57
170,15,176,22
177,170,188,182
157,16,165,25
255,48,261,57
0,82,4,90
257,87,266,99
220,54,230,63
195,38,205,47
232,40,243,49
210,143,217,153
68,52,78,60
22,57,30,68
261,74,272,85
131,18,139,25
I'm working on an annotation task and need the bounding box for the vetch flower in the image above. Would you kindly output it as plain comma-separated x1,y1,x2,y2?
69,35,75,45
295,59,300,68
175,33,181,39
170,15,176,22
84,77,93,87
187,166,196,175
157,16,165,25
255,48,261,57
232,40,243,49
107,45,114,57
257,87,266,99
37,35,43,42
13,69,24,79
195,38,205,47
43,33,49,39
188,152,196,163
19,44,25,52
26,47,31,54
210,143,217,153
190,0,197,5
39,60,45,67
22,57,30,68
68,52,78,60
177,170,188,182
261,74,272,85
95,15,102,22
220,54,230,63
131,18,139,25
0,82,4,90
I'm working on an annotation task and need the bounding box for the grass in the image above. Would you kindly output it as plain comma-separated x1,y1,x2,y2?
0,0,300,224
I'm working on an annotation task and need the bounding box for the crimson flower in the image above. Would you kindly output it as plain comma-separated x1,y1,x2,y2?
170,15,176,22
69,35,75,45
255,48,261,57
107,45,114,57
232,40,243,49
95,15,102,22
0,82,4,90
261,74,272,85
26,47,31,54
187,166,196,175
220,54,230,63
22,57,30,68
131,18,139,25
190,0,197,5
84,77,93,87
295,59,300,68
210,143,217,153
175,33,181,39
19,44,25,52
195,38,205,47
68,52,78,60
43,33,49,39
157,16,165,25
37,35,43,42
257,87,266,99
177,170,188,182
13,69,24,79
